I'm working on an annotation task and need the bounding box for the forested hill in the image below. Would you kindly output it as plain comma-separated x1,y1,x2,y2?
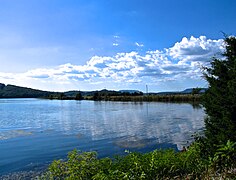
0,84,144,99
0,83,54,98
0,83,206,99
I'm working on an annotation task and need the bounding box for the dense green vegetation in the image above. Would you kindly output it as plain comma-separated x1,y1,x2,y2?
203,36,236,152
86,94,202,103
40,141,236,179
39,36,236,179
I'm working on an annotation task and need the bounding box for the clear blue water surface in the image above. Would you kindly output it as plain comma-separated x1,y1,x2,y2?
0,99,205,175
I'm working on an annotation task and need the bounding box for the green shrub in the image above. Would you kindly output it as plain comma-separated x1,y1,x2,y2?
41,139,236,179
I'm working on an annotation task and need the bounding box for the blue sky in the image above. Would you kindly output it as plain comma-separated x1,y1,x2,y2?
0,0,236,92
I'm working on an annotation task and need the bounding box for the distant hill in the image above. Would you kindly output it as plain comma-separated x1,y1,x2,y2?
64,89,119,97
0,83,54,98
181,88,194,94
0,83,207,98
181,88,207,94
119,90,142,94
0,84,139,99
150,88,208,95
64,89,143,97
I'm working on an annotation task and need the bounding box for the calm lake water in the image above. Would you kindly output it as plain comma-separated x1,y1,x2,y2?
0,99,205,175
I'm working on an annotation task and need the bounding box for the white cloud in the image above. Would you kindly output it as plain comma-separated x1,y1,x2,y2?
168,36,224,62
135,42,144,47
0,36,224,91
112,43,119,46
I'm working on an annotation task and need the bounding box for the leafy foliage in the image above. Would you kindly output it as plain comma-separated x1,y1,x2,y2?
203,36,236,148
41,140,236,179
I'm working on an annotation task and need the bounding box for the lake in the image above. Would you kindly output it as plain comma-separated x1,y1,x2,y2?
0,99,205,175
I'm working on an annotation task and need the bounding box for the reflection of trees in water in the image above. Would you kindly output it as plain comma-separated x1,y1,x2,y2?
190,102,203,109
85,102,205,150
8,100,204,151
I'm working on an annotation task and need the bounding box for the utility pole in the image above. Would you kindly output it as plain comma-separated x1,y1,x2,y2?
146,85,148,95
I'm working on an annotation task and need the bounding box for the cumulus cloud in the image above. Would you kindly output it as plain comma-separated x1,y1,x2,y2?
0,36,224,90
168,36,224,62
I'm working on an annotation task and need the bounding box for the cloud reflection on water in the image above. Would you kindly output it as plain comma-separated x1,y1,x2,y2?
0,100,205,150
62,101,205,150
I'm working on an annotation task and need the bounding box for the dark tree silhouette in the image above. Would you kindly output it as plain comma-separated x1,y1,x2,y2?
75,92,83,100
203,36,236,147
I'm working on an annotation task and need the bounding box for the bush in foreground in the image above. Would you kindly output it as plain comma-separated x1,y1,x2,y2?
40,140,236,179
